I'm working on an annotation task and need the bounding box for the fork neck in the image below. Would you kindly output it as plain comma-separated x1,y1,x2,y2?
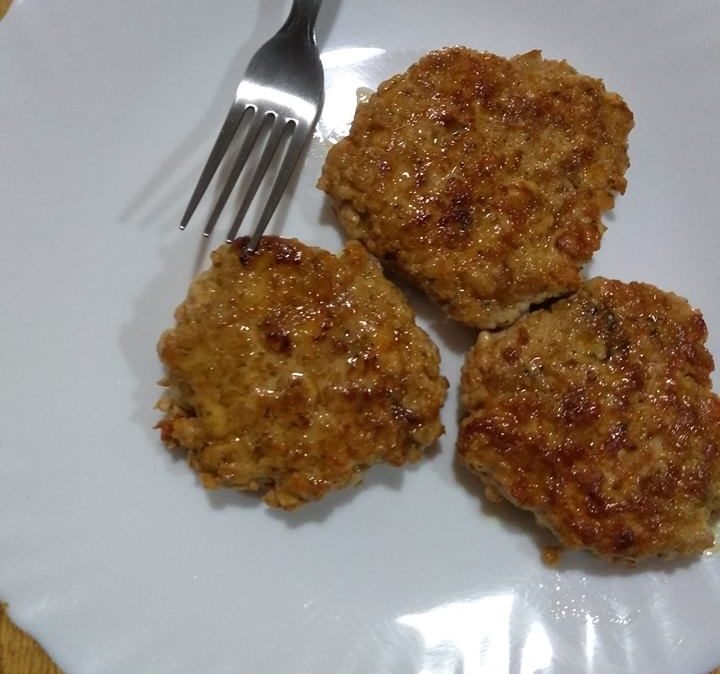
282,0,323,41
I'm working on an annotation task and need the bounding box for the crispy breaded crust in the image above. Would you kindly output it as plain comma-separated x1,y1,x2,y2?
319,48,633,328
156,237,447,509
458,278,720,561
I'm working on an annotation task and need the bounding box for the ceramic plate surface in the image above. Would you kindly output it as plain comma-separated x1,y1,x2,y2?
2,1,720,672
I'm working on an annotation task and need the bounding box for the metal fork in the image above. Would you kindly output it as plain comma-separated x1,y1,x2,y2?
179,0,324,249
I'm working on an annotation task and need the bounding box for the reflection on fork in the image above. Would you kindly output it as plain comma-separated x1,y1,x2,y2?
179,0,325,250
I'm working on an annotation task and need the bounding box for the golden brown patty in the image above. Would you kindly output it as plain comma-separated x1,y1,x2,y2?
458,278,720,561
319,48,633,328
156,237,447,509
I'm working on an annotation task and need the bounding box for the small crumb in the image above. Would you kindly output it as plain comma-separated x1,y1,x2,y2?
484,485,503,503
356,87,375,105
542,545,563,566
0,0,12,21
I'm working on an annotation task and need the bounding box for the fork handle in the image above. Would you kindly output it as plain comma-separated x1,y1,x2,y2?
283,0,323,40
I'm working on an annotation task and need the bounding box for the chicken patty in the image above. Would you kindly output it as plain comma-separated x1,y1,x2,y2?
319,48,633,328
458,278,720,561
156,237,447,509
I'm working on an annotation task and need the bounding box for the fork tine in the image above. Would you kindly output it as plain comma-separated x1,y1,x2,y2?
225,118,292,242
202,109,265,237
245,124,309,251
179,104,246,230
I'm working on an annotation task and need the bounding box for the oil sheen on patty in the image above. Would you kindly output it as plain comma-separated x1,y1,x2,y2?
319,47,633,328
157,237,448,510
459,278,720,561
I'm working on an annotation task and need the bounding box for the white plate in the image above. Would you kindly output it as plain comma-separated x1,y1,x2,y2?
2,1,719,673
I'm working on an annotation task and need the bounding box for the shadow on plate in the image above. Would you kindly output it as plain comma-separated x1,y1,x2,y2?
120,0,341,234
203,442,438,528
118,235,204,452
581,206,616,281
316,195,479,358
117,0,349,447
452,453,702,577
119,205,440,527
396,281,479,357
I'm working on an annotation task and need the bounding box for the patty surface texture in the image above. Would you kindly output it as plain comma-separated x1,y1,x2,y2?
157,237,447,509
458,278,720,561
319,47,634,328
